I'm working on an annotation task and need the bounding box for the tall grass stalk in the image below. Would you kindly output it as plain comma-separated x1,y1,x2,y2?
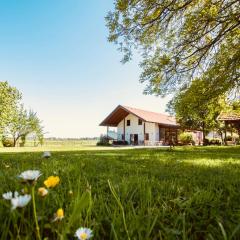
108,180,130,240
31,186,41,240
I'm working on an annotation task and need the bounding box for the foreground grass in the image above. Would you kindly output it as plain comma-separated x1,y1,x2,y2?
1,146,240,239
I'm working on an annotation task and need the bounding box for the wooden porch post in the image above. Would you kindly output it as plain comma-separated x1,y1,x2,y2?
123,118,126,141
143,122,146,145
224,121,227,145
176,128,178,144
107,126,109,138
159,125,160,141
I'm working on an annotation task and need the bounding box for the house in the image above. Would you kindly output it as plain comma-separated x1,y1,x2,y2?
217,112,240,144
100,105,181,145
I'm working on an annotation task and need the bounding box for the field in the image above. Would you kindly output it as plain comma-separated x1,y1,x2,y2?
1,145,240,239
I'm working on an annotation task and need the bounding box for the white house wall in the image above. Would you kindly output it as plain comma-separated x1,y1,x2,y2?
117,120,124,139
117,113,158,144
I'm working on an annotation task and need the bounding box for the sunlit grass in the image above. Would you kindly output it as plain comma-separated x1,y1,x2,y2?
1,146,240,239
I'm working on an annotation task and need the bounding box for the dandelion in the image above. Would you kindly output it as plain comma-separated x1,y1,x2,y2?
75,228,93,240
44,176,60,188
2,191,19,200
19,170,42,183
53,208,64,222
38,187,48,197
42,151,51,158
11,194,31,210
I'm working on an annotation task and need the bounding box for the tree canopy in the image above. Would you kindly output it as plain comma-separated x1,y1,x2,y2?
0,81,21,131
168,78,227,141
0,81,44,147
106,0,240,96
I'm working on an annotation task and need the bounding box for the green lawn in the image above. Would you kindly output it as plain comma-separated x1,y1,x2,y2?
1,146,240,239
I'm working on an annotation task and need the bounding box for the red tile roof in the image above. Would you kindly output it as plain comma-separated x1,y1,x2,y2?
100,105,179,127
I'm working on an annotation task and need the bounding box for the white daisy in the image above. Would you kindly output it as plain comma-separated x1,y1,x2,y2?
42,151,51,158
75,227,93,240
19,170,42,182
11,194,31,210
2,191,19,200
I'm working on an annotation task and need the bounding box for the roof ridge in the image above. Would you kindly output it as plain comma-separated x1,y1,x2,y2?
121,105,173,117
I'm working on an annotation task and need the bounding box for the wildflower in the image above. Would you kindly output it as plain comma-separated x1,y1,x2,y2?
53,208,64,222
68,190,73,196
2,191,19,200
11,194,31,210
42,151,51,158
44,176,60,188
19,170,42,183
75,228,93,240
38,187,48,197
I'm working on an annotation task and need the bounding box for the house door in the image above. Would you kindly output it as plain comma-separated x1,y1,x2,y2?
134,134,138,145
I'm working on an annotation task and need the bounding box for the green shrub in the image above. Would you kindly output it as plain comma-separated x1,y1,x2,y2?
2,137,14,147
96,135,111,146
209,138,221,145
178,132,194,145
226,135,233,141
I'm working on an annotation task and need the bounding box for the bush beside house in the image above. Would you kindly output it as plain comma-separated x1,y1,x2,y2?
178,132,194,145
96,135,111,146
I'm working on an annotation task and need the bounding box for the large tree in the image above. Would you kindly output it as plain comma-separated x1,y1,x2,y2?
106,0,240,96
168,79,228,143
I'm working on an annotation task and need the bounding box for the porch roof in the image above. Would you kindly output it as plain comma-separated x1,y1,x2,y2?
218,112,240,122
99,105,179,127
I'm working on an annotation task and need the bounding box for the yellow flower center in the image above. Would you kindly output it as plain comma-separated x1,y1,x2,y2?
56,208,64,218
79,232,88,240
44,176,60,188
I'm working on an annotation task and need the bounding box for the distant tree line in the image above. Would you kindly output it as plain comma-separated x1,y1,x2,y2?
0,81,44,147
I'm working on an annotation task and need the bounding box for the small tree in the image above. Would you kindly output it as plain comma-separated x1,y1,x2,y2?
4,106,44,147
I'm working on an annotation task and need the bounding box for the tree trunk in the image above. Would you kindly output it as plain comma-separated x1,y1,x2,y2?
220,131,224,145
202,122,206,145
13,138,17,147
13,135,20,147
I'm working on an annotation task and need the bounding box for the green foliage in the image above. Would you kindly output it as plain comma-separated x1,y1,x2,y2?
0,81,44,147
168,79,229,141
1,136,14,147
1,147,240,239
208,138,222,146
4,106,44,147
0,81,21,132
106,0,240,98
96,135,111,146
178,132,193,145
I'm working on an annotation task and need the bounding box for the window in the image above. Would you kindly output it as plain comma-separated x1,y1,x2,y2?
127,120,131,126
145,133,149,141
138,119,142,125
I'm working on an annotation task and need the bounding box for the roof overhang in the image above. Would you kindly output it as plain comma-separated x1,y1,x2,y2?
99,105,146,127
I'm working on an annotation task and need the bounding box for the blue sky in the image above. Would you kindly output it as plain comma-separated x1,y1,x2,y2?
0,0,171,137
